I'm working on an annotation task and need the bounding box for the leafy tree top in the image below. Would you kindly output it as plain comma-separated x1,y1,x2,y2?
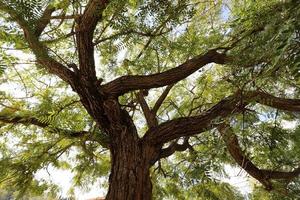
0,0,299,199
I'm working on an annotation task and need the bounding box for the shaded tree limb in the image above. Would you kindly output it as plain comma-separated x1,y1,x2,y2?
142,91,300,145
79,0,109,32
218,123,300,190
102,49,227,96
34,5,56,37
249,91,300,112
142,92,243,145
76,0,109,80
136,91,156,128
152,84,174,115
101,23,268,97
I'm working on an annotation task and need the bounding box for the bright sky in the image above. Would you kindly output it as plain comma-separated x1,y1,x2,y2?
35,167,106,199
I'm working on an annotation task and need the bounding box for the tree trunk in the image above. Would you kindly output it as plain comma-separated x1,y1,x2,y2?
99,99,157,200
106,145,153,200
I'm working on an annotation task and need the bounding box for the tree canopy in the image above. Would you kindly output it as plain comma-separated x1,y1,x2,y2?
0,0,299,199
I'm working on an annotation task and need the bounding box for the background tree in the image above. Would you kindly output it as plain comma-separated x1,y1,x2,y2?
0,0,299,199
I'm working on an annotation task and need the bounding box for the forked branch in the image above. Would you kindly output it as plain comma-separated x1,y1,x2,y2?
136,91,156,128
136,85,173,128
152,84,174,115
76,0,109,80
79,0,109,32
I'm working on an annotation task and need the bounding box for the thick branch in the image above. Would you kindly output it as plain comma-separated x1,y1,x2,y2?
262,168,300,180
143,91,300,145
218,123,272,189
218,123,300,190
137,85,174,128
34,5,56,37
102,49,227,96
143,93,243,145
26,34,75,84
80,0,109,32
137,85,174,129
250,91,300,112
76,0,109,80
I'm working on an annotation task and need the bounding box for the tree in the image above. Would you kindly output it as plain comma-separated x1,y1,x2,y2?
0,0,299,199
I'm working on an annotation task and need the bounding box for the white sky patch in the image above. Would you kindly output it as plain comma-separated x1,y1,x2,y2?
282,120,298,130
221,165,252,198
35,166,106,199
75,184,106,200
35,167,73,197
169,23,188,38
285,87,296,96
220,2,231,22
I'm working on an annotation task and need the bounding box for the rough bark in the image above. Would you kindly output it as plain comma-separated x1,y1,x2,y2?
102,49,227,96
101,99,159,200
106,140,155,200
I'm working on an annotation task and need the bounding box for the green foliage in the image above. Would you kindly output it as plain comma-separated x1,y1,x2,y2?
227,0,300,90
250,183,300,200
0,65,5,76
2,0,49,25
